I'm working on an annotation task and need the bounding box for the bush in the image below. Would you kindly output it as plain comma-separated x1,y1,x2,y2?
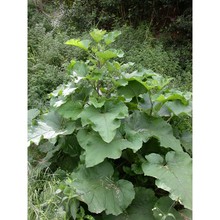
28,29,192,219
28,16,86,109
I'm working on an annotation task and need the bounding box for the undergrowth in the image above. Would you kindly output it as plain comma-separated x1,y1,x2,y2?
28,164,65,220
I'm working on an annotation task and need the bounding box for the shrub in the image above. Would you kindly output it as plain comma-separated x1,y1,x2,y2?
28,29,192,219
28,21,86,109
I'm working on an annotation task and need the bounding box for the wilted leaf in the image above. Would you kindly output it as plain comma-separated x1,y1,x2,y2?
142,151,192,209
70,161,135,215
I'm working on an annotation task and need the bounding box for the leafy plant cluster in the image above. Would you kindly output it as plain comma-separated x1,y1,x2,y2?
28,29,192,219
28,0,191,110
60,0,191,31
112,25,192,91
28,14,86,109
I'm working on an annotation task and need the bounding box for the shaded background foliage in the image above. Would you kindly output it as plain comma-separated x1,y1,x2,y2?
28,0,192,109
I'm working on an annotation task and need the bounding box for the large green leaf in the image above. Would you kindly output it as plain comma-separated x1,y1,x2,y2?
180,131,192,154
80,101,128,143
77,129,142,167
121,70,172,91
155,91,192,105
65,39,91,51
144,74,172,90
152,196,183,220
72,61,88,77
125,112,182,152
96,49,124,61
104,30,121,45
104,187,157,220
142,151,192,209
90,29,106,42
88,96,105,108
139,93,187,117
57,100,83,120
117,80,147,99
70,161,135,215
138,93,153,112
165,100,192,116
50,82,77,98
28,112,75,146
28,109,40,125
121,69,153,80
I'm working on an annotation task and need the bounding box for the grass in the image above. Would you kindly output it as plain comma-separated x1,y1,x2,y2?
28,164,67,220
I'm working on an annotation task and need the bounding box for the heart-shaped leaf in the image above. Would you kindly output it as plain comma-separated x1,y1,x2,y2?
142,151,192,209
70,161,135,215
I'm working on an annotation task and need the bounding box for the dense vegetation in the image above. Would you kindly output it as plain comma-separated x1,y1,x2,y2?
28,0,192,219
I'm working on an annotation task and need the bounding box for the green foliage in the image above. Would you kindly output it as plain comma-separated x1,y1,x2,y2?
28,29,192,219
28,164,97,219
28,1,192,110
142,152,192,209
80,101,128,143
70,161,135,215
104,187,157,220
77,129,142,168
112,25,192,91
152,196,184,220
28,111,76,146
60,0,191,31
28,3,87,109
28,165,67,219
125,112,183,152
